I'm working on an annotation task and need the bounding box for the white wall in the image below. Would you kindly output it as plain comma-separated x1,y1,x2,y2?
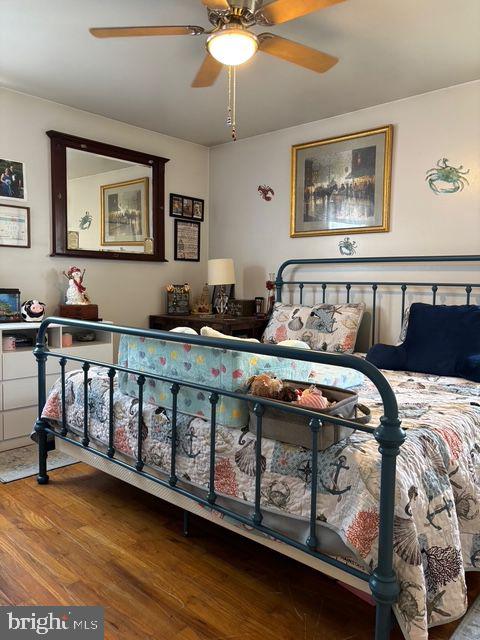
0,89,209,328
210,81,480,303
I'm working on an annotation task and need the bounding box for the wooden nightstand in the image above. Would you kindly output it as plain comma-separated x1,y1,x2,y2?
149,314,269,341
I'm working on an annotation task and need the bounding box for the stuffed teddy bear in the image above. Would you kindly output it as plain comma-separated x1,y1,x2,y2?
247,374,302,403
247,373,283,399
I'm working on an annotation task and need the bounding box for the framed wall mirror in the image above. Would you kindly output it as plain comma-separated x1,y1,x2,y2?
47,130,169,261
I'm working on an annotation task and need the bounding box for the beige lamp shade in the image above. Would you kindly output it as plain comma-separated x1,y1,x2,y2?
208,258,236,286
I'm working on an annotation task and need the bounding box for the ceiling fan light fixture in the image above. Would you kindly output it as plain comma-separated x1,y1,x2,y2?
207,27,258,66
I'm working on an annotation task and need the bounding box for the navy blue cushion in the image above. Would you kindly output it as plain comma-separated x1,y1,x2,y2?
366,303,480,381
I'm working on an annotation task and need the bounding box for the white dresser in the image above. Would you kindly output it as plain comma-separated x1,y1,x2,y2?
0,321,114,451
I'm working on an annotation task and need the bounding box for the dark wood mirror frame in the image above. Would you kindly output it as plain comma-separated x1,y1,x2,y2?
47,130,169,262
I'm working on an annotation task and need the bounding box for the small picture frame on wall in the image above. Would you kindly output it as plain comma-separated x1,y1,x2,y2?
0,159,27,201
169,193,205,221
174,219,200,262
170,193,184,217
183,197,193,218
192,198,204,221
67,230,79,249
0,204,30,248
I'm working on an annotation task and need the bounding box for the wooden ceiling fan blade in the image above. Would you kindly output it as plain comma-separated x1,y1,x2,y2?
260,0,346,25
259,34,338,73
192,54,224,87
89,25,205,38
201,0,230,9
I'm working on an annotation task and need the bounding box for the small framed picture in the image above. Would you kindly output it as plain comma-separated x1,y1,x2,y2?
192,198,204,221
0,204,30,248
183,197,193,218
67,230,79,249
170,193,184,217
212,285,234,311
174,219,200,262
0,159,27,201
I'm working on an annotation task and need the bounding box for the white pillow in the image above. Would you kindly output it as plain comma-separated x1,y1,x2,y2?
277,339,311,349
169,327,198,335
200,326,260,343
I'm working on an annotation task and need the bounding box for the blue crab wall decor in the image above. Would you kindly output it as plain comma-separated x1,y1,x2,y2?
79,211,93,230
426,158,470,195
338,237,357,256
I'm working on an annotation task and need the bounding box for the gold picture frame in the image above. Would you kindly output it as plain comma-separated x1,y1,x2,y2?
100,177,150,246
290,125,393,237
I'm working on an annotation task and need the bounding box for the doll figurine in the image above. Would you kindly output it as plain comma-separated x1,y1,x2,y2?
63,266,91,305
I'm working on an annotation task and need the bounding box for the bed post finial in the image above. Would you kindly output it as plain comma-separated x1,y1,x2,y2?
369,414,405,639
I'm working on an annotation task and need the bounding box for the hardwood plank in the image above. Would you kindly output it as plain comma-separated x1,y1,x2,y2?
0,463,478,640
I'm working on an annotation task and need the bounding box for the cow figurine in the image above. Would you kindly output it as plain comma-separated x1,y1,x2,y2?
21,299,46,322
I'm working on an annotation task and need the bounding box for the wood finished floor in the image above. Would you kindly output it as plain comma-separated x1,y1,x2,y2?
0,463,479,640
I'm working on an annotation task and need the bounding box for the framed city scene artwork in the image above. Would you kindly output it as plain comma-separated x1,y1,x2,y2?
101,177,149,246
291,125,393,237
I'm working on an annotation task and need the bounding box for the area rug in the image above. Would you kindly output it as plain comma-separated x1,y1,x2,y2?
0,444,77,483
450,593,480,639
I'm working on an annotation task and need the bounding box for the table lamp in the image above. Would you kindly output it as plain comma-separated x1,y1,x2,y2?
208,258,236,315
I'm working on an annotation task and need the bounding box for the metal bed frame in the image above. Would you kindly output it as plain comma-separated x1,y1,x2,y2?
34,255,480,639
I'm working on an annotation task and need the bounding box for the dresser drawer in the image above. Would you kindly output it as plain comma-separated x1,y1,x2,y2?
3,406,37,440
2,350,60,380
61,344,114,369
2,343,113,381
2,374,58,411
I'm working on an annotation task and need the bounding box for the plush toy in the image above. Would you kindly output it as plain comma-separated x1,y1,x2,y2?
277,386,299,403
21,299,46,322
247,373,284,400
295,386,330,410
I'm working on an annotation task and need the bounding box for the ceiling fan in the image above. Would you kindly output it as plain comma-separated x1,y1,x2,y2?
90,0,345,88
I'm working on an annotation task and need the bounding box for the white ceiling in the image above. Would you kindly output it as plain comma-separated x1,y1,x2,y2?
1,0,479,146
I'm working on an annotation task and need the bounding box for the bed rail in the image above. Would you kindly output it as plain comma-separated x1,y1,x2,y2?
34,316,403,639
276,255,480,347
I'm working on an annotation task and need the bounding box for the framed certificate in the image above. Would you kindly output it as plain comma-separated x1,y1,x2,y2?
174,220,200,262
0,204,30,248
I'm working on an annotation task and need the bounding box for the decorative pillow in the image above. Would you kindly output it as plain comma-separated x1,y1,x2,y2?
277,339,311,349
169,327,198,334
200,326,260,343
367,303,480,381
262,302,365,353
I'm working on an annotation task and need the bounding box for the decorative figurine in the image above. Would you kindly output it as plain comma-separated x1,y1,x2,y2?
339,237,358,256
192,283,212,315
426,158,470,194
258,185,275,201
63,266,91,305
21,299,46,322
79,211,93,230
59,266,98,320
266,273,276,315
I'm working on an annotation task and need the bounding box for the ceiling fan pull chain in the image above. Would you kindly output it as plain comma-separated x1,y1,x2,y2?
232,65,237,141
226,65,237,141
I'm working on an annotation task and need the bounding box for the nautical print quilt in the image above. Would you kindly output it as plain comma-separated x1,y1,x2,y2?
42,366,480,639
